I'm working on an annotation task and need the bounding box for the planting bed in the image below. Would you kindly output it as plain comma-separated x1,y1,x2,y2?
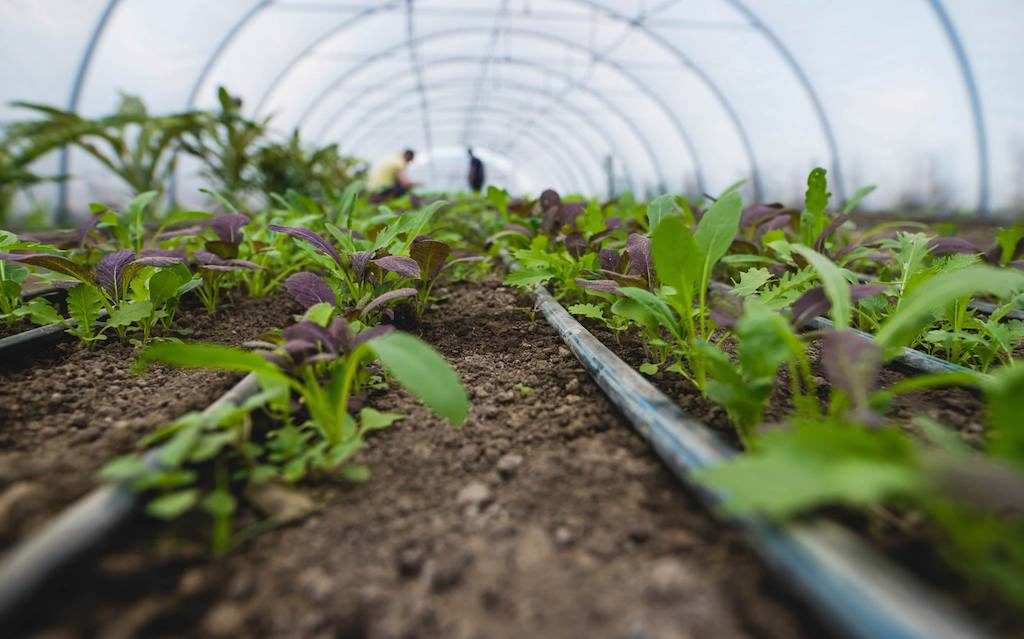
11,280,821,638
589,323,986,449
578,318,1023,630
0,291,300,551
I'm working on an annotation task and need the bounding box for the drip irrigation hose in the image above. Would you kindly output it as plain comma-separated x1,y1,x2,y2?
806,316,983,377
0,373,263,622
0,310,109,362
708,281,985,379
529,284,987,639
969,299,1024,322
0,321,73,358
0,287,76,362
20,283,72,302
851,271,1024,322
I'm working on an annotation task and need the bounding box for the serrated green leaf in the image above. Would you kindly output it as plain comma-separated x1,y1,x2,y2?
66,283,102,338
568,303,604,321
155,209,213,236
579,200,604,235
610,297,660,335
189,432,236,463
639,362,659,375
876,265,1024,352
504,268,554,288
335,180,363,227
732,267,773,297
801,167,831,245
486,185,509,217
996,226,1024,266
25,297,62,325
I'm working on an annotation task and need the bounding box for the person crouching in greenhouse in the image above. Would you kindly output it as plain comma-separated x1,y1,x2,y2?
368,148,417,200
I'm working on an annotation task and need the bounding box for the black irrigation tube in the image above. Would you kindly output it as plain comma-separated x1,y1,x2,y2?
0,373,262,622
529,284,987,639
0,320,77,361
0,314,110,363
0,286,77,361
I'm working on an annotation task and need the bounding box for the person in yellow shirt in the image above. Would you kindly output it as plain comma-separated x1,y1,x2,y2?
367,149,416,200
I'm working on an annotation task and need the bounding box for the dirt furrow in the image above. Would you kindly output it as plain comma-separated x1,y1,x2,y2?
17,280,819,638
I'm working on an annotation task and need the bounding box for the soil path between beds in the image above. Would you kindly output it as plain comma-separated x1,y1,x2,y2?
17,279,821,638
0,290,301,551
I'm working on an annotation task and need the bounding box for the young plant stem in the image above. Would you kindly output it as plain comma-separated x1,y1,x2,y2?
334,343,373,444
210,461,232,557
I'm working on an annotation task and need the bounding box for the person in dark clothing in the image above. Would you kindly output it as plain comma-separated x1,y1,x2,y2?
467,148,485,193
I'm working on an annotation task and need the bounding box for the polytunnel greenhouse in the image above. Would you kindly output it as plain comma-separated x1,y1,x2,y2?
1,1,1023,637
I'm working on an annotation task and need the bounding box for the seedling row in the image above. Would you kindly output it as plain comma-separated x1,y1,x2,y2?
1,89,1023,635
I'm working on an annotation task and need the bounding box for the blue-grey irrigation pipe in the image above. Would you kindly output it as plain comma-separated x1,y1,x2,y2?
528,282,987,639
806,316,992,377
707,281,987,378
0,373,262,622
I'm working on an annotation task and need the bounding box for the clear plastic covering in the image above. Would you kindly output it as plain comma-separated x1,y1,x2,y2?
1,0,1022,214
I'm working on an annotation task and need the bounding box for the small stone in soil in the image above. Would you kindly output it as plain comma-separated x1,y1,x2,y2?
457,481,492,507
514,526,556,570
98,552,146,577
646,557,698,603
202,602,247,636
496,453,523,479
429,552,474,593
245,482,316,525
396,545,426,578
298,566,334,602
178,568,207,596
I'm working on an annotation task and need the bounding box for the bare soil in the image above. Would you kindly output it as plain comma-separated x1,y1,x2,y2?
0,290,302,552
0,317,35,340
11,281,823,638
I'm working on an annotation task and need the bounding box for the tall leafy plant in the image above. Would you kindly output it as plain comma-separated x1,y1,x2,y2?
9,95,205,198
